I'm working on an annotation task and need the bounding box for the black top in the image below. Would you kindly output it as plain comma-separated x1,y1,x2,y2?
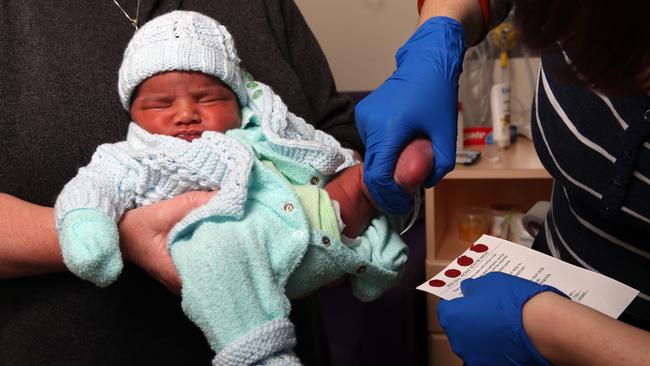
532,55,650,330
0,0,360,364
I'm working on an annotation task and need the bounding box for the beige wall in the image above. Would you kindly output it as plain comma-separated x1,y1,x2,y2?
295,0,418,91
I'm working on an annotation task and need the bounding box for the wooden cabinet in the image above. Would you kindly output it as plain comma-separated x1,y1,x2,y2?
425,138,553,365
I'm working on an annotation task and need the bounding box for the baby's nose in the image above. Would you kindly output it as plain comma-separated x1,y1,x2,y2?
176,102,200,124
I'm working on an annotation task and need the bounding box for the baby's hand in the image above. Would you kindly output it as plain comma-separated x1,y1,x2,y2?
60,209,122,287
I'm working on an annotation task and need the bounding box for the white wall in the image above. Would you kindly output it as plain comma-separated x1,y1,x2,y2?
295,1,540,131
295,0,418,91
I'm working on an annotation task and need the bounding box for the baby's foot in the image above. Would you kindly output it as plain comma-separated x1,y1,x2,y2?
393,138,433,195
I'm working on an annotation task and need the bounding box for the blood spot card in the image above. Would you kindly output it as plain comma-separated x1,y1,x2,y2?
417,235,639,319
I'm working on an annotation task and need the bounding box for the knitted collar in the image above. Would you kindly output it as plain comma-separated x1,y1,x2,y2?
126,122,185,150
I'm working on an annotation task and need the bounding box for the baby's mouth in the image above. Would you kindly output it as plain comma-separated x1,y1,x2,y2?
175,130,203,142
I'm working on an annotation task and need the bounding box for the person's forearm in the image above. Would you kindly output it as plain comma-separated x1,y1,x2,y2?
523,292,650,366
0,193,66,277
417,0,484,45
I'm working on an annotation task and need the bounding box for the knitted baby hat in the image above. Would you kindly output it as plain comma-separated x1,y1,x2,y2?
118,10,248,110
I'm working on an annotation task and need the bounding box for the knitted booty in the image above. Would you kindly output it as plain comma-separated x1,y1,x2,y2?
59,208,123,287
212,318,300,366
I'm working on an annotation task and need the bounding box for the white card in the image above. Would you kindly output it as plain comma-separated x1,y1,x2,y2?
417,235,639,319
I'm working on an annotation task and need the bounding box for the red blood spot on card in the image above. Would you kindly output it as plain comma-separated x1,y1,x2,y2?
444,269,461,278
470,244,488,253
457,255,473,266
429,279,446,287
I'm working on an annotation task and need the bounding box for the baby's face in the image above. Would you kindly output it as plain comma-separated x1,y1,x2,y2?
130,71,241,142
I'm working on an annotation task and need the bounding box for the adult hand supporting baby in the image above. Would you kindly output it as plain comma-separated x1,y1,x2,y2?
354,17,466,215
119,190,217,294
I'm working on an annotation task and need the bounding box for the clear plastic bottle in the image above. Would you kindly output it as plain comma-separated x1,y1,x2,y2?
490,82,511,149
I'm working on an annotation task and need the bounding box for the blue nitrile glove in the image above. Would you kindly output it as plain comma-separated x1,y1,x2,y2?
355,17,466,215
437,272,568,366
60,208,123,287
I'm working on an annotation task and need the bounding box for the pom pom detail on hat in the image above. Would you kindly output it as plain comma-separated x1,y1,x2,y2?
118,10,248,109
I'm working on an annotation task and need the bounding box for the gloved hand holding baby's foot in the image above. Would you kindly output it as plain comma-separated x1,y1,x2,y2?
60,208,123,287
325,138,433,238
393,138,434,195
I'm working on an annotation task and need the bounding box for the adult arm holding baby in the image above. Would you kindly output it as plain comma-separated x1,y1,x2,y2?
0,191,214,292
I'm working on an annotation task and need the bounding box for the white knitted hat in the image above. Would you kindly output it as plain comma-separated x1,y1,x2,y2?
118,10,248,109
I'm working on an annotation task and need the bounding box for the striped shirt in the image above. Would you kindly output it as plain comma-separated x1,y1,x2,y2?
532,55,650,330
